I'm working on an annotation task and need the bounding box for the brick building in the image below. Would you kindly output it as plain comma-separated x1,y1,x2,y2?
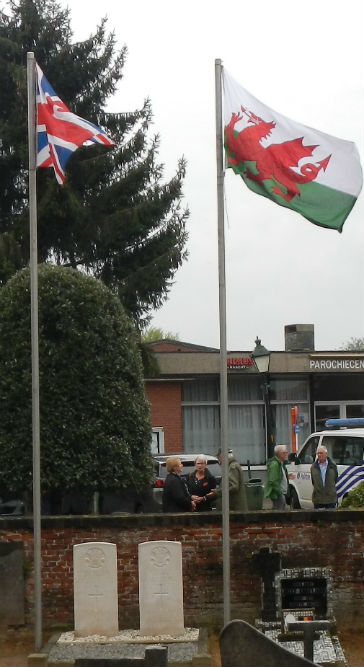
144,325,364,462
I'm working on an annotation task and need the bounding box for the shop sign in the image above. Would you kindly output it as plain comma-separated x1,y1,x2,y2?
227,357,253,369
309,358,364,371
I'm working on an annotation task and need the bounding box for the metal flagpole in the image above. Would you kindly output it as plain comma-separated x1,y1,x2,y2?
27,50,42,651
215,58,230,625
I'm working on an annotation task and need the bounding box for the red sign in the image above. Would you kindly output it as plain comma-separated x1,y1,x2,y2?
227,357,253,369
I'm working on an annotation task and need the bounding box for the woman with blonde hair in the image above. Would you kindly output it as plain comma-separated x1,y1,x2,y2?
162,457,195,513
187,454,217,511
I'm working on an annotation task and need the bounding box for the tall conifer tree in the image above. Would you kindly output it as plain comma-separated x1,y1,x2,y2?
0,0,188,326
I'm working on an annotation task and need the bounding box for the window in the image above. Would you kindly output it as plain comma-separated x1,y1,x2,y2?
182,380,218,402
274,403,310,448
314,402,364,431
181,376,310,463
321,436,364,466
299,436,320,463
182,405,220,453
228,405,266,464
228,377,261,401
151,428,164,453
270,379,308,401
271,378,310,448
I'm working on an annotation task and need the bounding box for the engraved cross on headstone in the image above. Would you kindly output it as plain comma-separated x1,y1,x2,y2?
154,583,168,599
88,586,104,614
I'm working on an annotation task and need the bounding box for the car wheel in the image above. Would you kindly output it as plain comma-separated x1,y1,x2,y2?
289,487,301,509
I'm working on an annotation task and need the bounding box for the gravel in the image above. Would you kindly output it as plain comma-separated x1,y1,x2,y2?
48,628,200,664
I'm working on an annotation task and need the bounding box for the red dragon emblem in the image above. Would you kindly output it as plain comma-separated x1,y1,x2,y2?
225,107,331,202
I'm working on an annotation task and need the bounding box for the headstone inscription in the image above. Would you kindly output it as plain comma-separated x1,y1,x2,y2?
0,542,24,625
275,567,332,620
281,578,327,616
74,542,119,637
138,541,184,637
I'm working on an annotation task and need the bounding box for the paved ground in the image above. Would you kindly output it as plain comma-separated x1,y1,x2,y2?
1,628,363,666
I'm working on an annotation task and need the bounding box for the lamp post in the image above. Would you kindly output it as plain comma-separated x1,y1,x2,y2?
251,337,275,459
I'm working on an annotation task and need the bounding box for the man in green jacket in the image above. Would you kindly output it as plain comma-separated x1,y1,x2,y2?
264,444,289,510
210,449,247,511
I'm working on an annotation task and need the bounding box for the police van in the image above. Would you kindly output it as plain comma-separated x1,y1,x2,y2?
286,418,364,509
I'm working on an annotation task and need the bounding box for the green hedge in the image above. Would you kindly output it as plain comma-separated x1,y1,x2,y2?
340,481,364,508
0,265,153,495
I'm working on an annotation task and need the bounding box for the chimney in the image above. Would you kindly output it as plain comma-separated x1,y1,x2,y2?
284,324,315,351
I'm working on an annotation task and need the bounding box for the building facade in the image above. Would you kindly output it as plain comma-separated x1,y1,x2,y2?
145,325,364,463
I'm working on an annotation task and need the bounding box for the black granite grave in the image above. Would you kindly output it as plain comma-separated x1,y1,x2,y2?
251,550,344,664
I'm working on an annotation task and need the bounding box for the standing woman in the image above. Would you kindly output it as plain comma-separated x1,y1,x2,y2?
162,457,195,513
187,454,217,511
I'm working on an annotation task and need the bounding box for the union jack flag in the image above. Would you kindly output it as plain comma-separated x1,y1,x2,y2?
36,63,115,185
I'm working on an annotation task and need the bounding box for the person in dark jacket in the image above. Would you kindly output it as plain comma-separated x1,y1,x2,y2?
210,449,247,511
187,454,217,511
311,445,338,509
162,457,195,513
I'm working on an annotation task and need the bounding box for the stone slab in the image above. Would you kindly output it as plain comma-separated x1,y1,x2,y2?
74,645,168,666
138,541,184,637
74,542,118,637
47,629,202,666
0,541,24,625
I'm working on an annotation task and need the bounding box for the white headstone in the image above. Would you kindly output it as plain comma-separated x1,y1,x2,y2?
73,542,118,637
138,541,184,636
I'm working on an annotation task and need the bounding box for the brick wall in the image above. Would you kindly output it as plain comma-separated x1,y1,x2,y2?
145,381,182,452
0,511,363,632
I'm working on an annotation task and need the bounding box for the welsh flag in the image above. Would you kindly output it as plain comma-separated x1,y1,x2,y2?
223,70,362,231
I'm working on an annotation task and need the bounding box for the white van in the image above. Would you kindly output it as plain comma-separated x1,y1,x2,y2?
286,419,364,509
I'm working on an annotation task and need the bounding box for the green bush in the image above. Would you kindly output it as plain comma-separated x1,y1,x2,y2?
0,265,153,495
340,481,364,508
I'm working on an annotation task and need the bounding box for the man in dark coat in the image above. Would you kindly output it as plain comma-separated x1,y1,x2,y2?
311,445,338,509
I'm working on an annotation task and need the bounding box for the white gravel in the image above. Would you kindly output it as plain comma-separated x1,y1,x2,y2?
57,627,199,645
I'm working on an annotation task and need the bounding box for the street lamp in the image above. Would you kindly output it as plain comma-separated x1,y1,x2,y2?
251,337,275,459
251,337,270,374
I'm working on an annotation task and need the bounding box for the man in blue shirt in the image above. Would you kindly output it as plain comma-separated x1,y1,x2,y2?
310,445,338,509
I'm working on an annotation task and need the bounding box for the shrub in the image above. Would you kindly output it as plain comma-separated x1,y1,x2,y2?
0,265,153,496
340,481,364,508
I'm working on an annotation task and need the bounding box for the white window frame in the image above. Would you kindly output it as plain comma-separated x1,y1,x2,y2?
151,427,164,454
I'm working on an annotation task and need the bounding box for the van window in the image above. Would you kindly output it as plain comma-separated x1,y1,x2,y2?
321,436,364,465
298,436,320,463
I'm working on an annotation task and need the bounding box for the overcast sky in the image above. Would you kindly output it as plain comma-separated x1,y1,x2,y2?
59,0,364,352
